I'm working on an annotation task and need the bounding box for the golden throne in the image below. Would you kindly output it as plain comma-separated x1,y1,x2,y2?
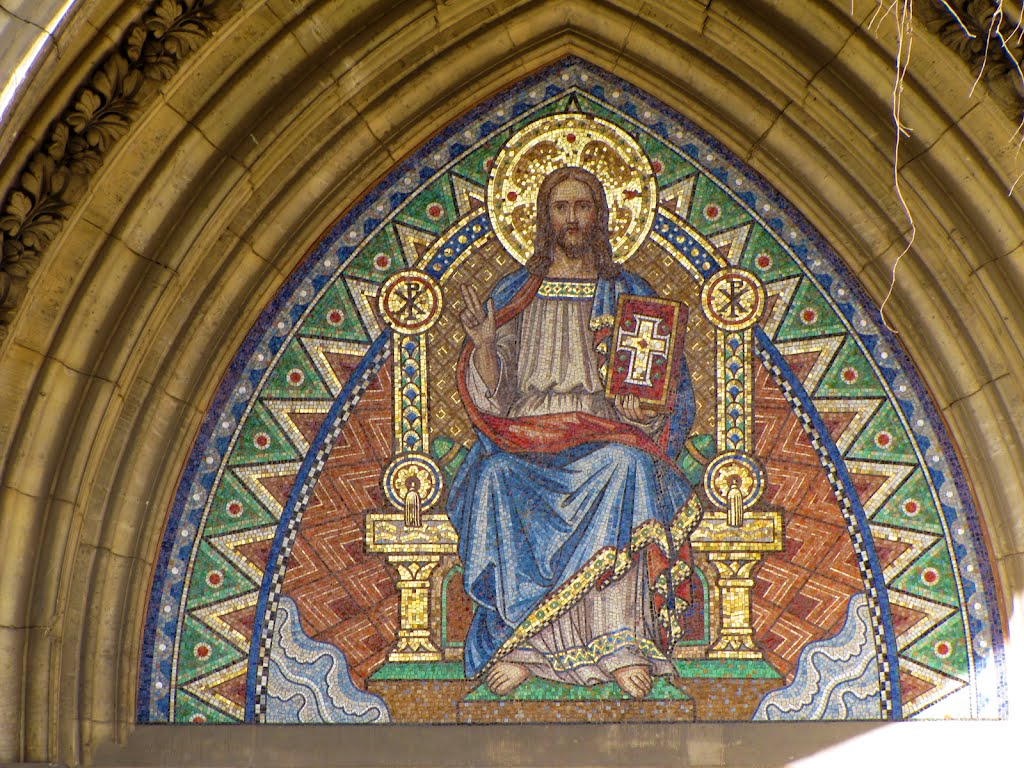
365,238,783,669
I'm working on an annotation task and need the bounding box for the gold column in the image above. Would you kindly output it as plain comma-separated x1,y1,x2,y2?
707,554,763,658
696,268,782,659
388,556,441,661
370,270,454,661
691,511,783,659
365,513,458,663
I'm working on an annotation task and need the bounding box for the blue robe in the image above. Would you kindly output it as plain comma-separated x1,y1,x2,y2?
447,268,698,679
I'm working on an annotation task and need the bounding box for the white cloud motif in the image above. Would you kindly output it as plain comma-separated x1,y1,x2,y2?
265,597,390,723
753,593,883,721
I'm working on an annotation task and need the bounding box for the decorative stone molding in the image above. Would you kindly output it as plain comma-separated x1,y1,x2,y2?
0,0,1022,345
0,0,236,339
921,0,1024,115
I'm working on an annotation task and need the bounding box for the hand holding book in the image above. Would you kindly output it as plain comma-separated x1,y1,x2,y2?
613,392,660,422
605,294,687,412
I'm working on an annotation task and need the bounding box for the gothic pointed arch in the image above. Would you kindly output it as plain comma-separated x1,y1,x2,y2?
139,55,1006,725
1,2,1022,766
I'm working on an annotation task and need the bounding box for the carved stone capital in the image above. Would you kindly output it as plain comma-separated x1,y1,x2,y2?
921,0,1024,116
0,0,238,340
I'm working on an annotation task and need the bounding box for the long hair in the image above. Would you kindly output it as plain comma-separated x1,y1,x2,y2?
526,167,621,279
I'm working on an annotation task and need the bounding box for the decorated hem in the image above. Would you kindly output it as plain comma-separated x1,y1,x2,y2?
481,495,704,677
537,279,598,299
540,629,670,672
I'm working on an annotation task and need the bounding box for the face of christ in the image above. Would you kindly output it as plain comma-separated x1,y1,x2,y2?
548,178,598,266
527,167,618,280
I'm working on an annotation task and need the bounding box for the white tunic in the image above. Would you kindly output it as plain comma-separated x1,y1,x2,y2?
468,294,616,421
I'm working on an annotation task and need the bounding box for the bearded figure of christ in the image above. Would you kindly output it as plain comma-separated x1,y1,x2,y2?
447,166,701,699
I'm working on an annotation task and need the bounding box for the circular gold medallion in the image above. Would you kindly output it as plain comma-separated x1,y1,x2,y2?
701,268,765,331
704,451,766,511
383,454,443,512
487,114,657,264
378,270,443,333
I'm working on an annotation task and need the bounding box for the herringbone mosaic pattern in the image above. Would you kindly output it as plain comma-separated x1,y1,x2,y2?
282,367,398,686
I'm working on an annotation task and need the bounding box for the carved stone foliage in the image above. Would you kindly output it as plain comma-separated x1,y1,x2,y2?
922,0,1024,114
0,0,234,339
1,0,1022,344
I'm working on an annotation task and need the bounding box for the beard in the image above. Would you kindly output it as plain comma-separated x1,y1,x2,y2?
555,223,594,259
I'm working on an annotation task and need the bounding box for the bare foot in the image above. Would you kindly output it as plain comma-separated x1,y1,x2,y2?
612,665,653,699
485,661,532,696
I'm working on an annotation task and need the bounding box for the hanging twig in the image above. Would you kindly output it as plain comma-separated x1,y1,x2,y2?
868,0,901,32
937,0,977,39
989,2,1024,148
1009,165,1024,193
878,0,916,333
969,3,1001,97
868,2,1024,325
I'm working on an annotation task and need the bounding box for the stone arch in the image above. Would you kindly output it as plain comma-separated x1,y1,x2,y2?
1,1,1021,765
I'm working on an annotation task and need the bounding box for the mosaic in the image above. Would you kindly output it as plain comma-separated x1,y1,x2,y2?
138,57,1007,724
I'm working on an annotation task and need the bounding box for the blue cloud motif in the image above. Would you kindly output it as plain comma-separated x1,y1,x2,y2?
265,596,390,723
753,592,883,720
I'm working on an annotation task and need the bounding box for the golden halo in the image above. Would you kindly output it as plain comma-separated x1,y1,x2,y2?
487,114,657,265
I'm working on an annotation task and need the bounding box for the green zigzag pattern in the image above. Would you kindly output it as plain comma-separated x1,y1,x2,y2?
177,615,247,685
185,540,257,610
869,469,946,537
902,612,970,682
738,225,804,282
815,337,886,399
262,339,333,400
774,277,848,341
174,689,236,724
172,270,379,717
688,174,750,235
203,470,279,537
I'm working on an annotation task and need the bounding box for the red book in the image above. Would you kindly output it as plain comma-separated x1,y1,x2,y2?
604,294,686,409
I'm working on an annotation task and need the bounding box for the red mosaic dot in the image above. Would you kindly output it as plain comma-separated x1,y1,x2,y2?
194,643,211,660
874,431,892,449
704,204,721,221
903,499,920,516
934,640,952,658
190,714,207,724
206,570,223,588
326,309,344,326
507,190,517,202
800,308,818,325
426,202,444,220
841,367,859,384
566,133,576,143
652,160,664,174
484,157,493,171
287,368,305,386
254,432,270,450
756,253,772,269
922,567,940,586
373,253,391,271
226,500,243,518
